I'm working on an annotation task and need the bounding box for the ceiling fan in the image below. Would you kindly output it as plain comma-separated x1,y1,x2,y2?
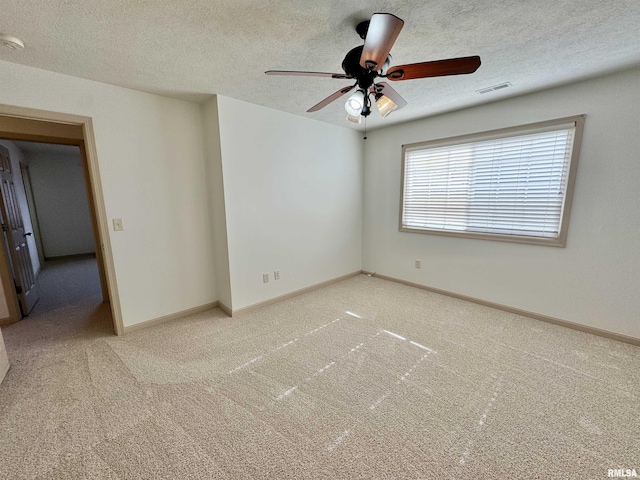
266,13,481,123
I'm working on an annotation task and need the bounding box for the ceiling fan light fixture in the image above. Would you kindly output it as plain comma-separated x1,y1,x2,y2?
375,94,398,118
345,90,365,116
346,114,362,124
265,13,481,120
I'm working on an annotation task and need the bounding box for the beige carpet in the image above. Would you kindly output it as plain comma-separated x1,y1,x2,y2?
0,273,638,479
29,254,104,316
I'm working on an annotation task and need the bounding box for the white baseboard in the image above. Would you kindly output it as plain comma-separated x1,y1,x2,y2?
117,269,636,347
230,271,362,316
120,271,361,333
217,302,232,316
362,271,640,346
123,301,219,334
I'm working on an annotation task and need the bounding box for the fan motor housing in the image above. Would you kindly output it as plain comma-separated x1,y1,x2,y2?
342,46,378,90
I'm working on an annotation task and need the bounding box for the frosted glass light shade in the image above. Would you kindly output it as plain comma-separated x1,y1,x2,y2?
346,114,362,124
345,90,365,116
376,94,398,118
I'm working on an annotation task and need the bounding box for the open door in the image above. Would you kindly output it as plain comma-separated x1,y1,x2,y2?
20,163,45,267
0,145,39,315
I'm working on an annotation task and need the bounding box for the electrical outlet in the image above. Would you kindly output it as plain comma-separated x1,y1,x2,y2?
415,260,422,269
263,273,269,283
113,218,124,231
274,270,280,280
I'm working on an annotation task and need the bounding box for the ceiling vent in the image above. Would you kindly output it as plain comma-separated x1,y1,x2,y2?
477,82,512,94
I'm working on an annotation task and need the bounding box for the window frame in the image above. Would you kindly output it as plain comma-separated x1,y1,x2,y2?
399,115,585,247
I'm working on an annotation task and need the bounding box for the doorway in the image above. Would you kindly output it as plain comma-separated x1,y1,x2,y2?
1,140,104,320
0,105,123,335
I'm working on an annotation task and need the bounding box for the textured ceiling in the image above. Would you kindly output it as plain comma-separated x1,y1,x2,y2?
1,0,639,130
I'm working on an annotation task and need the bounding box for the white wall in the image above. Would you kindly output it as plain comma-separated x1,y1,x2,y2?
363,66,640,339
202,96,232,309
25,149,95,258
216,96,363,310
0,60,217,328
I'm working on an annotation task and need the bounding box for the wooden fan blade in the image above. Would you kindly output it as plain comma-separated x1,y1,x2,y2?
307,85,356,112
386,56,481,81
359,13,404,70
266,70,353,79
371,82,408,110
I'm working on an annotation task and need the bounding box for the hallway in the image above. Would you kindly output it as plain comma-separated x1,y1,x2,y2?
31,255,103,316
2,255,113,351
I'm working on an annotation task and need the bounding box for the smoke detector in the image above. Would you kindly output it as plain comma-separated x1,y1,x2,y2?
0,34,25,50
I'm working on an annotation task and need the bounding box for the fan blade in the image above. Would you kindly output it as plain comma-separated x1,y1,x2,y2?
307,85,356,112
371,82,408,110
359,13,404,70
266,70,353,80
386,56,481,81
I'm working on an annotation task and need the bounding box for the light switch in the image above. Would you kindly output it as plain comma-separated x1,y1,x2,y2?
113,218,124,231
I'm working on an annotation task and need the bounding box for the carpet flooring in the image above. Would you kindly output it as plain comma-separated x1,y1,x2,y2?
0,271,638,479
29,255,104,317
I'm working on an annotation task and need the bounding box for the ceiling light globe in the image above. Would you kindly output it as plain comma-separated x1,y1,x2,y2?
345,90,365,116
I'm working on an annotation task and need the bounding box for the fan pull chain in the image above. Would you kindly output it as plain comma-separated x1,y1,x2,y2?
363,117,367,140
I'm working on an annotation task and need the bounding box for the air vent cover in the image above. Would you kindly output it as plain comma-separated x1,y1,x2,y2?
477,82,512,94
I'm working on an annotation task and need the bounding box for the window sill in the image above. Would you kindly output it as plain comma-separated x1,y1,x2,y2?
399,225,566,247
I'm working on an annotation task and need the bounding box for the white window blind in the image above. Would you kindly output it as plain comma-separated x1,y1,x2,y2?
401,117,583,246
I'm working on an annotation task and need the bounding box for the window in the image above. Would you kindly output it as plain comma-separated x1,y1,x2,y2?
400,115,584,247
